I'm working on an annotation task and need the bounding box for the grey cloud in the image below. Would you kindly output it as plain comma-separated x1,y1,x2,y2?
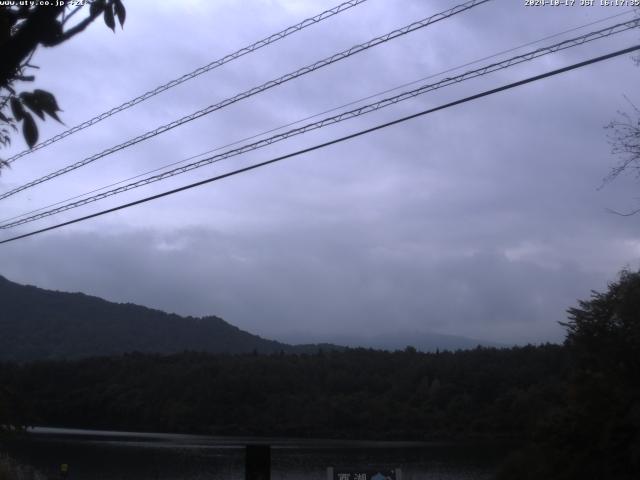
0,223,611,345
1,0,639,345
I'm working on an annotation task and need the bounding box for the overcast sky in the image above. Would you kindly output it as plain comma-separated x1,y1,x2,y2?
1,0,639,345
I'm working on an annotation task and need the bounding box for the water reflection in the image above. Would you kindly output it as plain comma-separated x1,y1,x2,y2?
1,427,508,479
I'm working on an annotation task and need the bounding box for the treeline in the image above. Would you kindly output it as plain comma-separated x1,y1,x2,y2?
0,344,567,440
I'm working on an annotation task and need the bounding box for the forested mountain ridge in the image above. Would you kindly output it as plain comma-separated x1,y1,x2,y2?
0,275,329,361
0,275,493,361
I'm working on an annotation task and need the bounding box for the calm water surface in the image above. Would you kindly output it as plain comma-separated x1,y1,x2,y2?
1,427,511,479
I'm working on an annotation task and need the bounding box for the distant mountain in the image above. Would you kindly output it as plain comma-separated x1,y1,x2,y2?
0,275,335,362
279,331,504,353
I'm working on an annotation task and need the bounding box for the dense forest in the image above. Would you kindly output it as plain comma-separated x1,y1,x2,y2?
0,344,567,440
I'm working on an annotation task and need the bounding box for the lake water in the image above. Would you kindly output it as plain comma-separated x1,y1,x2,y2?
1,427,511,479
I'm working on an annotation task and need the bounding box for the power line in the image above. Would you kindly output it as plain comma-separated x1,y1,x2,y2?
7,7,634,226
3,18,637,230
0,0,491,201
4,17,637,228
2,44,638,246
5,0,370,164
5,8,633,227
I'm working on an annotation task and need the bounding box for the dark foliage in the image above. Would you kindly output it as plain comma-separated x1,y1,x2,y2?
0,1,125,157
0,344,567,441
498,269,640,480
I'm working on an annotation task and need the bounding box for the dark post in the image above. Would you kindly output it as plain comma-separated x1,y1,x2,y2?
245,444,271,480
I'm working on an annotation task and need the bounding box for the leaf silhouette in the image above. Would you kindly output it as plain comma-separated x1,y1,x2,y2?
114,0,126,27
22,112,38,148
20,92,45,120
10,98,24,121
33,89,63,122
104,4,115,32
90,0,105,17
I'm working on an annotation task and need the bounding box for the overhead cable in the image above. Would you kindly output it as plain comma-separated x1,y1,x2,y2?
5,0,370,164
6,8,633,227
2,18,637,230
5,7,632,227
0,0,491,201
2,43,638,245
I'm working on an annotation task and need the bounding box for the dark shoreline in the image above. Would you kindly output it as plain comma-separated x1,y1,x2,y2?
1,428,509,480
3,426,523,450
